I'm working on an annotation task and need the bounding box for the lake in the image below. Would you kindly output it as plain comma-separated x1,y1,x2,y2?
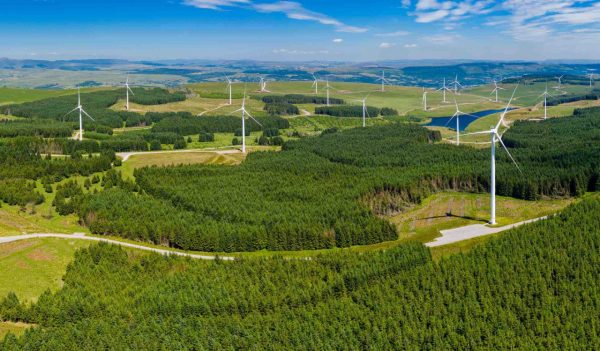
426,108,513,131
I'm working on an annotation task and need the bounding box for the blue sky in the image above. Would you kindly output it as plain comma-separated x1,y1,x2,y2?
2,0,600,61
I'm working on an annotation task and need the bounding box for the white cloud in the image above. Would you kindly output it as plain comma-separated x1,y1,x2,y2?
408,0,600,42
183,0,250,10
185,0,367,33
332,38,343,43
375,30,410,37
404,43,418,48
254,1,367,33
412,0,494,23
379,42,395,49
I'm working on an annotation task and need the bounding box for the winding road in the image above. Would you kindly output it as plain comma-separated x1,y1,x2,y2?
0,215,551,260
0,233,235,260
425,216,548,247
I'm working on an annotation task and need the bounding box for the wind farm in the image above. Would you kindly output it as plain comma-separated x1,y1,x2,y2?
0,0,598,349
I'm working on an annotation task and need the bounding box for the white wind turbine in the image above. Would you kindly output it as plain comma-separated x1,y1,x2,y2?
461,85,521,225
312,74,319,94
355,95,370,127
124,76,135,110
437,78,452,103
539,83,551,120
225,76,233,105
376,70,391,92
422,88,428,111
587,73,595,88
445,97,479,146
490,79,505,103
450,74,463,94
231,90,262,154
65,88,94,142
554,75,564,90
259,77,269,92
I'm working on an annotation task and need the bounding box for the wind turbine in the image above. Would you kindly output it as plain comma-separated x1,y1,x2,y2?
422,88,428,111
258,77,269,92
376,70,391,92
539,83,551,120
64,88,94,142
225,76,233,105
554,75,564,90
461,85,521,225
124,76,134,110
312,74,319,94
450,74,463,94
437,78,452,103
587,73,595,88
490,79,505,103
446,97,479,146
355,95,370,127
231,90,262,154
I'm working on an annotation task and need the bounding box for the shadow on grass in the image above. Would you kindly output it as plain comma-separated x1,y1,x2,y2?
417,213,488,224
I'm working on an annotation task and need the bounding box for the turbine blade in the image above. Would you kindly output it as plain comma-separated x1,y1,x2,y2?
495,84,519,130
81,109,95,121
445,113,458,127
229,108,244,115
64,107,78,118
496,133,522,174
245,111,262,126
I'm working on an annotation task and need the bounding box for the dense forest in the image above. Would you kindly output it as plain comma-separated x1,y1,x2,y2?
72,109,600,252
545,88,600,106
1,196,598,350
1,88,186,129
0,120,73,138
150,114,289,135
0,137,115,205
259,94,344,105
315,105,381,117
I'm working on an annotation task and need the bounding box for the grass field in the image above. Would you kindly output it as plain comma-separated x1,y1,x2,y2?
0,87,79,106
0,238,90,302
389,192,574,244
119,150,245,178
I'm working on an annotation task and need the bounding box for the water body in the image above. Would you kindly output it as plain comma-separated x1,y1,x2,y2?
426,108,514,131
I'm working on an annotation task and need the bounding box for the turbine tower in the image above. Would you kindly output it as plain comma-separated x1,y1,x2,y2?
422,88,428,111
231,91,262,154
376,70,391,92
446,98,478,146
450,74,463,94
462,85,521,225
554,75,564,90
437,78,452,103
539,84,551,120
355,95,370,128
312,74,319,94
490,79,504,103
124,76,134,110
259,77,268,92
225,76,233,105
588,73,595,88
65,88,94,142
